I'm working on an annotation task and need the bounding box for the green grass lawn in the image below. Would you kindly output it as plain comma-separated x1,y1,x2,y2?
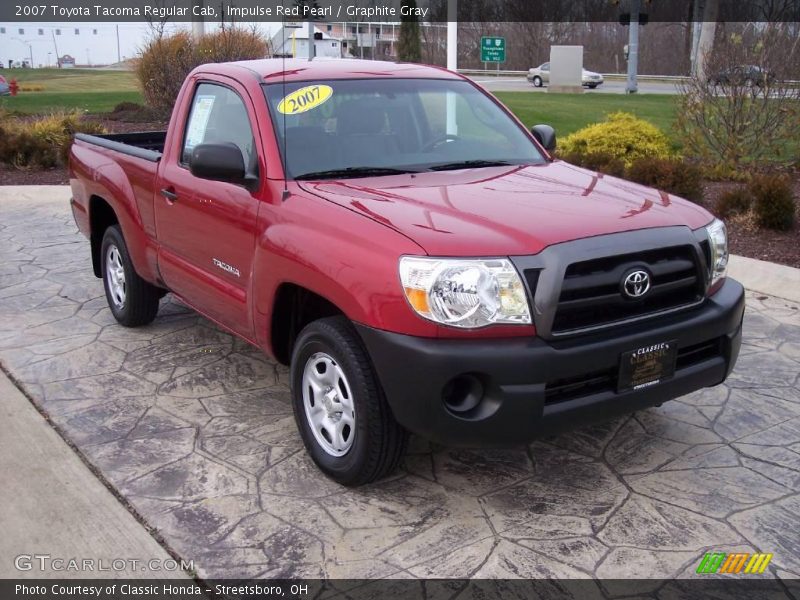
0,69,682,144
1,68,142,114
2,68,139,92
1,91,144,114
496,91,679,142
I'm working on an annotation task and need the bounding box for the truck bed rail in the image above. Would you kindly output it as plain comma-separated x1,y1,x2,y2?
74,132,166,163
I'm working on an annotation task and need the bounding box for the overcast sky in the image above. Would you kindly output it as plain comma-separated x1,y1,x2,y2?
0,21,280,66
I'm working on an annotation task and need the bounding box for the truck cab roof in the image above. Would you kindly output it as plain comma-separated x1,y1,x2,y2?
195,58,463,84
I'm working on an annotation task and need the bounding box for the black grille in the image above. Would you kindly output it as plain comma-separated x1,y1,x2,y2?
544,336,724,405
550,245,704,334
699,239,712,279
544,368,616,405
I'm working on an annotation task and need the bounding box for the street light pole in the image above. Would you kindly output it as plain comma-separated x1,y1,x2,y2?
192,0,205,41
626,0,640,94
446,0,458,136
446,0,457,72
12,38,35,68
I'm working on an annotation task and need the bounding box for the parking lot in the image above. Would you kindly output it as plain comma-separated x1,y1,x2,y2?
1,187,800,584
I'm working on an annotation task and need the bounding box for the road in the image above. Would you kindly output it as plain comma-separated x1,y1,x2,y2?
471,76,682,95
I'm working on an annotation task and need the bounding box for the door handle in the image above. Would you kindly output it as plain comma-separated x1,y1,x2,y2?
160,188,178,202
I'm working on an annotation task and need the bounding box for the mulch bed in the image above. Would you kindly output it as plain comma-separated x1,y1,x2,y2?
1,114,798,269
0,117,167,187
703,181,800,269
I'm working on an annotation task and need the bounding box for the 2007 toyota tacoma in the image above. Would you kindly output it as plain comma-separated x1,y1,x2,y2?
69,59,744,485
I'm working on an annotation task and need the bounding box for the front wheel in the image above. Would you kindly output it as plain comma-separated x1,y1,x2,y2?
101,225,161,327
532,76,543,88
290,317,408,486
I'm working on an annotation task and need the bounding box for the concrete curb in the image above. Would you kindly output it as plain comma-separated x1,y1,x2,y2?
728,254,800,304
0,369,188,579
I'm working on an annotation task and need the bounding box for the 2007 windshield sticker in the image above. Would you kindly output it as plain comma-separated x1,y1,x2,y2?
278,85,333,115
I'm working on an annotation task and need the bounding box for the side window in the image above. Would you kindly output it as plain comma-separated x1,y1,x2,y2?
182,83,257,171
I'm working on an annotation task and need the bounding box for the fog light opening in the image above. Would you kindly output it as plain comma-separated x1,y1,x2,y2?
442,374,484,415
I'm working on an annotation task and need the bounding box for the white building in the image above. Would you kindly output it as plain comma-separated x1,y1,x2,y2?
270,24,342,59
270,22,401,60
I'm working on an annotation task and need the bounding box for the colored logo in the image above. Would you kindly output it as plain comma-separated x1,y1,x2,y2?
696,552,773,574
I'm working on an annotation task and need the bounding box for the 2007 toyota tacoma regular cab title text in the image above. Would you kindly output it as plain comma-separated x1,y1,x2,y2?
69,59,744,485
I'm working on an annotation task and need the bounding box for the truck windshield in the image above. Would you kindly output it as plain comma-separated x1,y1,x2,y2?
263,78,546,180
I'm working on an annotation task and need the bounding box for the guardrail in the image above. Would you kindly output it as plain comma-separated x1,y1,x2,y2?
459,69,799,86
458,69,688,82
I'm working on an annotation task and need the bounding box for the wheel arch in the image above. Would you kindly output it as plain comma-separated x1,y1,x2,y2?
269,282,346,365
89,195,119,278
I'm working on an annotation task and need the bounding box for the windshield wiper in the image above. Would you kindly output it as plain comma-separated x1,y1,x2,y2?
427,159,517,172
295,167,418,180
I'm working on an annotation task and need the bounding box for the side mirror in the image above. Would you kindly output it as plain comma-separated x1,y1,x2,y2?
190,142,247,185
531,124,557,153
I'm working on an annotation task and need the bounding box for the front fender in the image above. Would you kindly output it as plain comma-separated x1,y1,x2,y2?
251,191,437,355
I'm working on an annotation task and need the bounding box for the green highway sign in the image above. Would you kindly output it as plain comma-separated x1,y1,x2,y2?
480,36,506,63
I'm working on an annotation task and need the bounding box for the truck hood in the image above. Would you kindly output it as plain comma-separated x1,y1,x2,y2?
300,161,713,256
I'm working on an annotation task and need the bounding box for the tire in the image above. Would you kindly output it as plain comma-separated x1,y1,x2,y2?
290,316,408,486
588,84,597,89
101,225,161,327
532,76,543,88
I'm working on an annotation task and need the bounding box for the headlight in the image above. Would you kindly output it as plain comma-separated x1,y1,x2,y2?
705,218,728,290
399,257,531,328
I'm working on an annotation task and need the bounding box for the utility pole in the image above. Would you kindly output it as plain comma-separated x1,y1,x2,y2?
696,0,719,82
446,0,457,135
116,25,121,63
307,21,314,59
626,0,640,94
51,30,60,67
690,0,702,74
446,0,457,72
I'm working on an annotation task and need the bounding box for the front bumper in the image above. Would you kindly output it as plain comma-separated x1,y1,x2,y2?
356,278,744,446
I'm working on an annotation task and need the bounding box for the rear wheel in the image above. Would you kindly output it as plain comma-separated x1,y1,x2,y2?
101,225,160,327
290,316,408,486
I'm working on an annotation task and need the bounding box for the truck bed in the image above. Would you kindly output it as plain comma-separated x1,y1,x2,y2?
74,131,166,162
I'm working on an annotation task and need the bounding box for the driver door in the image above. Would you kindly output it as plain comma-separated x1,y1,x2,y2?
155,78,262,338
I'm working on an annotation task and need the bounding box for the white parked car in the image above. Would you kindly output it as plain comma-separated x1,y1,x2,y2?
527,63,604,89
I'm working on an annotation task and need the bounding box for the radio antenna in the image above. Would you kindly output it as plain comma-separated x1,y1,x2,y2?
280,4,290,201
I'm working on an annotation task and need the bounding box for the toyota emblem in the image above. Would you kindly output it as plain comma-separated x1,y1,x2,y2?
622,269,651,299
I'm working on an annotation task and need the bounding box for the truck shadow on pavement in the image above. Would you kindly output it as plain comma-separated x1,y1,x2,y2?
1,195,800,581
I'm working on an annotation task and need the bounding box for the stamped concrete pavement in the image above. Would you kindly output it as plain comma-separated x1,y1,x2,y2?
1,187,799,585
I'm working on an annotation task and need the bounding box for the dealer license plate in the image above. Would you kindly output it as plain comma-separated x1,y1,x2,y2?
618,340,678,392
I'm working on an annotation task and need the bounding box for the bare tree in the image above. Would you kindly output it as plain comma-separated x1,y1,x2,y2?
678,26,800,172
145,0,171,40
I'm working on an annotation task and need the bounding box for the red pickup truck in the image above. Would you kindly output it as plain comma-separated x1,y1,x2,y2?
70,59,744,485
